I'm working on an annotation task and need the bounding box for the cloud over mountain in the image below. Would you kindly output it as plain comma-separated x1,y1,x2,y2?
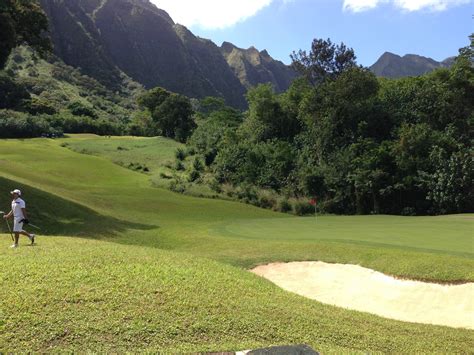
151,0,273,29
343,0,471,12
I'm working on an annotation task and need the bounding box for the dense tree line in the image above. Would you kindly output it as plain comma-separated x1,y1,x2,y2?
183,39,473,216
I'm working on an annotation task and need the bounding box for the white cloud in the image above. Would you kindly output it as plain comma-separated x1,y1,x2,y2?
150,0,470,28
151,0,273,29
343,0,471,12
393,0,471,11
343,0,386,12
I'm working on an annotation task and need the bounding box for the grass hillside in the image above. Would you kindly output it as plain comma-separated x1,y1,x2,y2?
0,137,473,352
63,135,183,190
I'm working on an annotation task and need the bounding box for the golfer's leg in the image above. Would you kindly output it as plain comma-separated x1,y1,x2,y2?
19,230,32,238
13,219,24,243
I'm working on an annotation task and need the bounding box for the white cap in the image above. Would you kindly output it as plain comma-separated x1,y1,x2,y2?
10,189,21,196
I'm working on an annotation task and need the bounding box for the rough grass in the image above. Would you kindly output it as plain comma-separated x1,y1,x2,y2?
64,135,221,198
0,137,473,352
64,134,182,178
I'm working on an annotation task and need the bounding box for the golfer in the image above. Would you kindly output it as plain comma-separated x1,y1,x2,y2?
3,189,35,248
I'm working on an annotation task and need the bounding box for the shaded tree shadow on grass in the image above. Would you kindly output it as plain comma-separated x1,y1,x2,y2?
0,176,157,238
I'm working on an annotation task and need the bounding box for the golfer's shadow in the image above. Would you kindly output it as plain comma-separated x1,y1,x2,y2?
1,177,158,238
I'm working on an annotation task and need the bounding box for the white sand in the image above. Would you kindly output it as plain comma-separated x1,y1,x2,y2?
251,262,474,329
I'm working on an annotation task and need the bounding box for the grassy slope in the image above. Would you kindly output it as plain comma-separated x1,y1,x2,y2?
0,137,473,352
64,135,182,187
64,134,220,198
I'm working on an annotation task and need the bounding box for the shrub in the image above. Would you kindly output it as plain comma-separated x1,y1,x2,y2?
192,158,204,172
236,184,258,205
175,161,185,171
258,196,275,209
188,170,201,182
169,178,186,193
209,179,222,193
204,149,217,166
294,201,315,216
401,207,417,216
186,146,196,156
128,162,141,171
175,148,187,161
159,172,173,179
257,192,277,209
278,199,292,213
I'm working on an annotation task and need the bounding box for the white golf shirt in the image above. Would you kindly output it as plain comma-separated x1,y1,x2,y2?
12,197,26,220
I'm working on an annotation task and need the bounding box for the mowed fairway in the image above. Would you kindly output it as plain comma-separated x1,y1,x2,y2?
0,137,473,352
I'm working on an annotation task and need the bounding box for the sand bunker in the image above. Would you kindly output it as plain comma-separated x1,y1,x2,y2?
251,262,474,329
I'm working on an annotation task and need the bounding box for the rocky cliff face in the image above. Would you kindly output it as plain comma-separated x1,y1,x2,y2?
40,0,124,90
221,42,297,93
370,52,453,78
40,0,295,107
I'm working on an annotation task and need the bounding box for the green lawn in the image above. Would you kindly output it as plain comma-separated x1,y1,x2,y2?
0,137,472,352
213,215,473,256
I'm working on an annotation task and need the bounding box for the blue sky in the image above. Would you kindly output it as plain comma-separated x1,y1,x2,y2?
153,0,473,66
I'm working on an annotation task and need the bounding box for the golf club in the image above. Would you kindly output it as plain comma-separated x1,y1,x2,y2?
1,211,15,242
19,218,41,230
27,223,41,230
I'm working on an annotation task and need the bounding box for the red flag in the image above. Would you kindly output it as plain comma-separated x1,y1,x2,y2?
309,198,317,206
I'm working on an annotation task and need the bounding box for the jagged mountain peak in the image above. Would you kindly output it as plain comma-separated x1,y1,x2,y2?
220,42,296,92
380,51,401,59
370,51,454,78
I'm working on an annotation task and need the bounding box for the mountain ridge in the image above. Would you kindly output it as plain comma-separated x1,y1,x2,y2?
220,41,297,93
39,0,296,108
370,52,454,78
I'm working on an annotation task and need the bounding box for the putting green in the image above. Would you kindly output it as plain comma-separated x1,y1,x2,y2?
213,215,473,257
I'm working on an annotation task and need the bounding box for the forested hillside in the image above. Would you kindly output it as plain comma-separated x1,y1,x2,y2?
1,46,143,137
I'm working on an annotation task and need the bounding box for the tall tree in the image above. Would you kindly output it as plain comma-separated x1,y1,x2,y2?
242,84,301,142
138,87,196,142
0,0,51,68
291,38,357,85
